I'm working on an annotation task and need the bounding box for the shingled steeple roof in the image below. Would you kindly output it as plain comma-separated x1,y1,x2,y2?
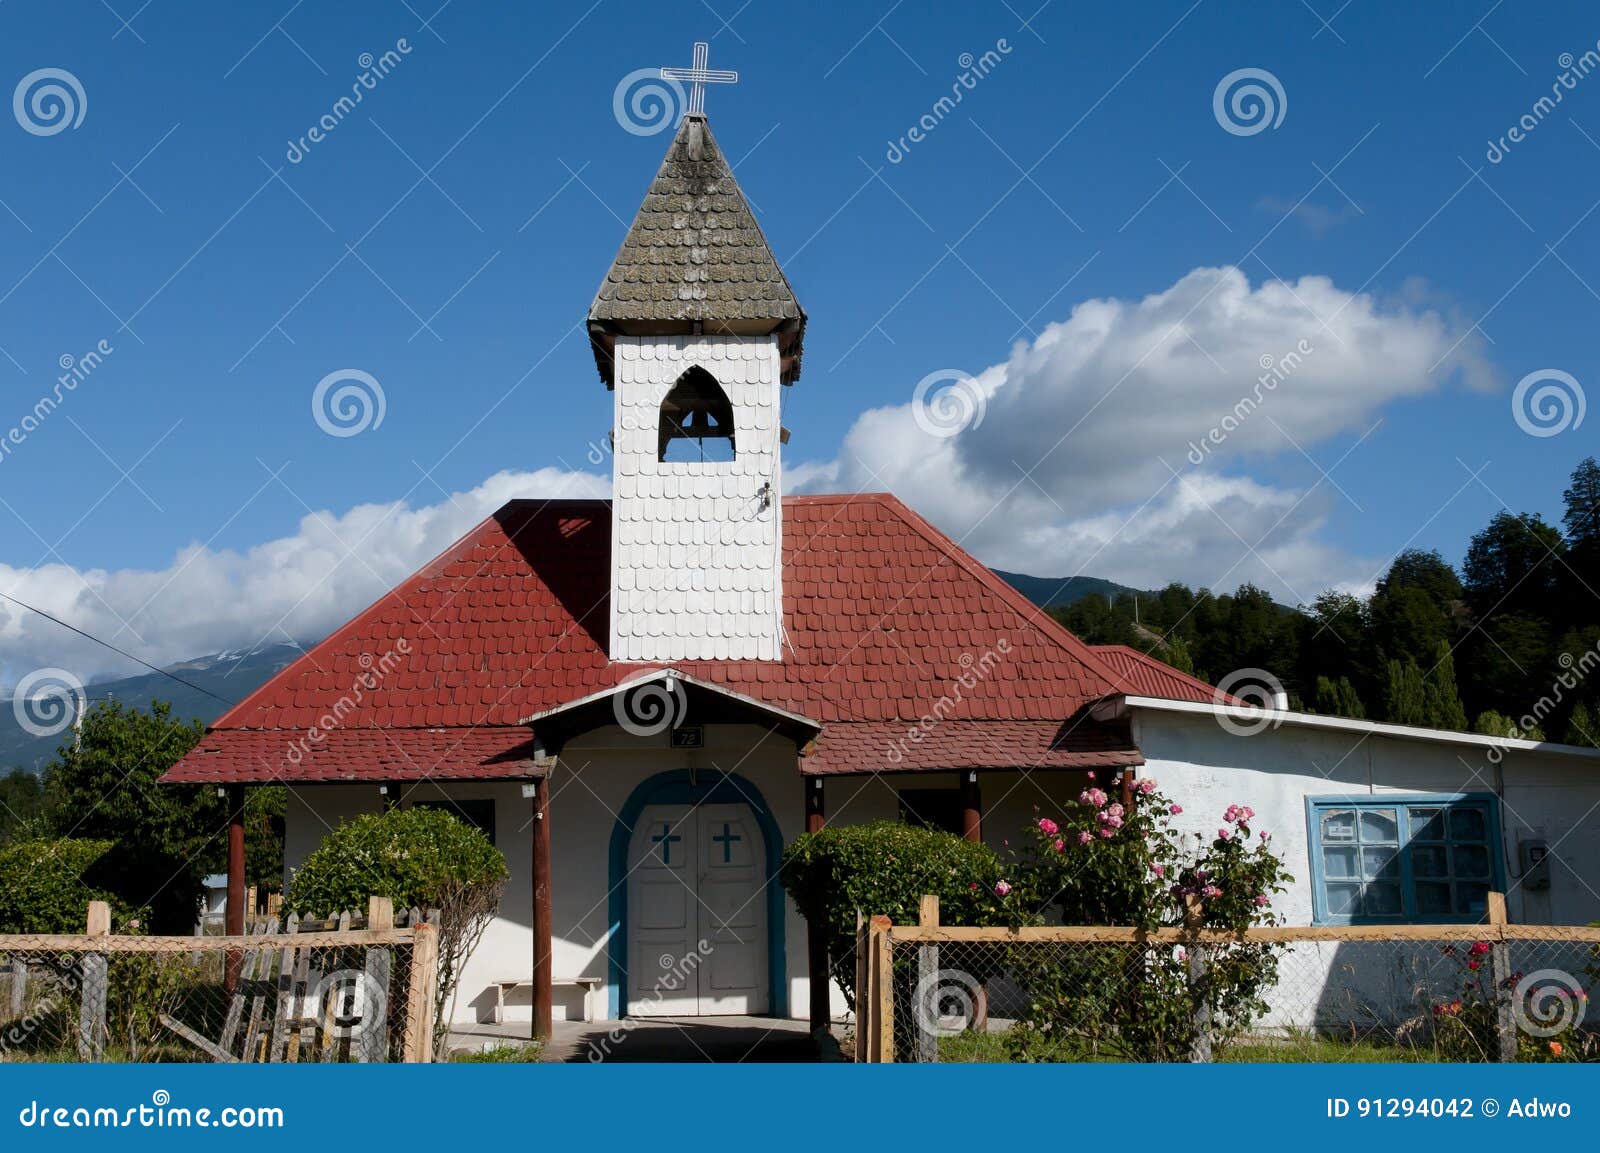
587,115,805,386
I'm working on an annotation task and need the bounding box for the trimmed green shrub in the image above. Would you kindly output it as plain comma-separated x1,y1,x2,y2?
0,838,131,933
287,806,508,1051
780,820,1006,1009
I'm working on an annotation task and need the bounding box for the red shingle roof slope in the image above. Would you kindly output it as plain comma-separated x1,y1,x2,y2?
164,494,1146,784
1090,644,1231,705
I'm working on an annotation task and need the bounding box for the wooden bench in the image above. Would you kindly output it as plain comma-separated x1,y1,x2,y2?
492,976,603,1024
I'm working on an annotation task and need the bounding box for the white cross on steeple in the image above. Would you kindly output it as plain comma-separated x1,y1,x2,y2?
660,41,738,119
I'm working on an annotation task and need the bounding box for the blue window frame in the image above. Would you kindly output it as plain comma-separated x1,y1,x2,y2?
1306,794,1503,924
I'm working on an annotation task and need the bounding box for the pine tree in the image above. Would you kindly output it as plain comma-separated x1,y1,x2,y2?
1473,710,1518,738
1382,659,1428,725
1567,701,1600,748
1422,640,1469,731
1335,675,1366,719
1313,674,1366,719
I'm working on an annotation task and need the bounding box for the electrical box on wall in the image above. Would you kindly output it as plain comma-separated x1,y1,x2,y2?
1520,838,1551,890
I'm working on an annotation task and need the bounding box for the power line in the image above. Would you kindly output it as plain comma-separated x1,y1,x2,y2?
0,590,237,708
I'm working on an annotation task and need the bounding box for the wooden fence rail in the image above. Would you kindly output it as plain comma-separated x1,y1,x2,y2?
0,898,439,1063
856,890,1600,1063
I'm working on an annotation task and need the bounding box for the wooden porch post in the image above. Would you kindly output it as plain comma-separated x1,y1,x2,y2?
224,784,246,991
531,775,553,1039
805,775,825,834
960,770,982,843
805,776,828,1030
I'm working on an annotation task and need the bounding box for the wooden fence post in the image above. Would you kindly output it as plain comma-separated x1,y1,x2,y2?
1487,891,1517,1062
405,920,439,1062
8,957,26,1021
853,912,868,1063
915,895,940,1063
869,914,894,1063
78,900,110,1061
1184,896,1211,1063
361,897,395,1062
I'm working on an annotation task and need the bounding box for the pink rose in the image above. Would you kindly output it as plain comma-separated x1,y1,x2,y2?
1077,831,1093,845
1217,828,1230,841
1098,827,1115,839
1038,817,1059,836
1152,864,1165,878
1201,885,1222,898
1052,838,1065,852
994,880,1012,897
1168,804,1183,815
1079,787,1109,808
1138,778,1157,795
1253,895,1269,907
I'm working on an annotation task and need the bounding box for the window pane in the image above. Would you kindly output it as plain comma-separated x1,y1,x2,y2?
1321,809,1356,841
1322,845,1359,880
1364,883,1402,916
1452,844,1490,879
1408,807,1446,841
1359,808,1398,843
1455,882,1489,916
1412,844,1449,878
1325,882,1362,916
1416,881,1453,915
1450,807,1487,842
1362,845,1400,881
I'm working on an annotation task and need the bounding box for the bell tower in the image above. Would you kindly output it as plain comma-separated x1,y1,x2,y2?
587,58,805,663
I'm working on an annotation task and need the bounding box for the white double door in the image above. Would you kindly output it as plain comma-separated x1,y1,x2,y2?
626,802,767,1016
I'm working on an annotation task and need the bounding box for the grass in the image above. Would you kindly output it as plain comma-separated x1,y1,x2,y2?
451,1041,543,1063
935,1028,1446,1064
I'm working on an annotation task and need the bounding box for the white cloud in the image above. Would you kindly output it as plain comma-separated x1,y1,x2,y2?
0,467,608,689
791,265,1494,601
2,266,1495,687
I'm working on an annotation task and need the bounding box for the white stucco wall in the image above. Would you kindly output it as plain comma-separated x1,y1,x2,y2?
610,334,784,662
1132,708,1600,927
1134,708,1600,1031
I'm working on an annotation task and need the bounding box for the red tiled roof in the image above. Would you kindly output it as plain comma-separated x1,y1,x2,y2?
1090,644,1231,705
164,494,1143,784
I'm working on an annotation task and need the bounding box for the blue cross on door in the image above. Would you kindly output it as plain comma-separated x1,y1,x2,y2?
652,822,682,865
712,822,742,863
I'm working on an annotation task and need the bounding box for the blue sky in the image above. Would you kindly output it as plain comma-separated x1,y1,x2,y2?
2,0,1598,680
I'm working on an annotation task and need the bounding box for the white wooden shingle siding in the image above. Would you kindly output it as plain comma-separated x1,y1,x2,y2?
609,334,785,661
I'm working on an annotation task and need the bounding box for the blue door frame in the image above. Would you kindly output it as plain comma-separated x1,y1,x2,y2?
606,769,788,1018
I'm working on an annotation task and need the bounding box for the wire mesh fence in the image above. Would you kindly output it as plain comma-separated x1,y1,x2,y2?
0,902,438,1063
858,910,1600,1063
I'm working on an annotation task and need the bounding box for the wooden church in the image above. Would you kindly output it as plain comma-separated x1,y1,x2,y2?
165,52,1600,1034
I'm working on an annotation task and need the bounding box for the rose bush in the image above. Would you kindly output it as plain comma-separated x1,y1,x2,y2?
993,772,1292,1061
